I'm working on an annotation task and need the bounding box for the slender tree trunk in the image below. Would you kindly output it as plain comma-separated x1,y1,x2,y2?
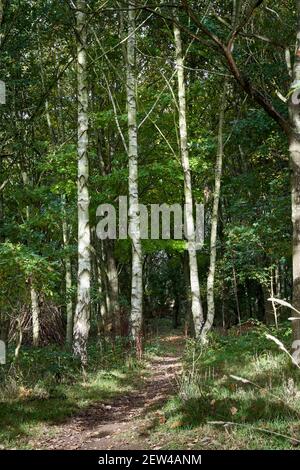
289,0,300,352
173,292,180,329
60,125,73,347
275,263,281,298
202,81,227,341
173,20,204,338
262,283,274,325
14,317,23,360
0,0,5,48
73,0,91,366
182,251,191,336
127,1,143,356
22,170,41,347
62,194,73,347
30,285,40,347
0,3,5,342
201,0,238,338
0,134,4,334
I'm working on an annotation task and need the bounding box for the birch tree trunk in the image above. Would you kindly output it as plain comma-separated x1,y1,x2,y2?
22,171,40,347
73,0,91,366
59,93,73,348
30,286,40,347
0,0,6,344
201,81,227,341
289,0,300,352
127,1,143,355
62,194,73,347
173,20,204,338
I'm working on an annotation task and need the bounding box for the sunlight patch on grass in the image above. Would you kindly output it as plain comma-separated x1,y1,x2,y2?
155,324,300,450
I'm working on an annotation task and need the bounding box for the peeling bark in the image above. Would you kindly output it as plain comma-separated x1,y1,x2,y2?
127,1,143,355
73,0,91,366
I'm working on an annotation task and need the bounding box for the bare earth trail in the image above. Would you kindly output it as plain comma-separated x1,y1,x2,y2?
35,335,184,450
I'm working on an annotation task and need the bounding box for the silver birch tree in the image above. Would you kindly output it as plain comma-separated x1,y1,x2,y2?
127,0,143,355
173,19,204,338
62,195,73,347
202,82,227,341
22,170,40,347
289,0,300,351
73,0,91,365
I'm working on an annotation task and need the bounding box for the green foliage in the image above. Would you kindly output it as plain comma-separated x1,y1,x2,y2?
0,339,143,448
0,243,58,311
161,324,300,450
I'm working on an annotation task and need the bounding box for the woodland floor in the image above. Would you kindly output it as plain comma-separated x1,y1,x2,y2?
31,335,184,450
2,326,300,450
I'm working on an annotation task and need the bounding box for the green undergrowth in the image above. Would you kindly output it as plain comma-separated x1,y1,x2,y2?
0,339,144,449
153,323,300,450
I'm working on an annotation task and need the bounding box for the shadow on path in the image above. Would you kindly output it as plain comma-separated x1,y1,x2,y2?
35,335,184,450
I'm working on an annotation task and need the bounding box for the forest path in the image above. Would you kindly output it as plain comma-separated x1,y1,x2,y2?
36,335,184,450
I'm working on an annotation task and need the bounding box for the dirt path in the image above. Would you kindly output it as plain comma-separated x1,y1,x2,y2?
35,335,183,450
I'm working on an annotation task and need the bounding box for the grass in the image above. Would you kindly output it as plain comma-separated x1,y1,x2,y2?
148,323,300,450
1,323,300,450
0,339,144,449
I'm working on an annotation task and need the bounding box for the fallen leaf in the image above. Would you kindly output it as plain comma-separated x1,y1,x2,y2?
170,420,183,429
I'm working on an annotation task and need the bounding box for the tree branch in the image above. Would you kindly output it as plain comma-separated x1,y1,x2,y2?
228,0,265,50
181,0,290,135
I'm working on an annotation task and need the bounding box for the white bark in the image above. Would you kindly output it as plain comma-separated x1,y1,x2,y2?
30,286,40,347
14,317,23,360
73,0,91,365
173,20,204,338
62,195,73,347
202,81,227,341
127,1,143,352
289,0,300,349
22,170,41,347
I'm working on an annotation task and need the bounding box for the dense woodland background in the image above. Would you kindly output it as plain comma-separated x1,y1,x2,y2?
1,0,300,451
